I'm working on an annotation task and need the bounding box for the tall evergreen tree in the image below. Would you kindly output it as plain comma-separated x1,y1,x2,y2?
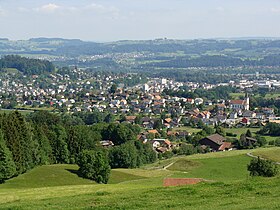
33,125,53,165
51,125,70,163
12,111,35,172
1,112,35,174
0,129,16,183
246,129,252,137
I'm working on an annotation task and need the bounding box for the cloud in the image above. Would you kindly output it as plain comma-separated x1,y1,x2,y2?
35,3,60,13
271,7,280,13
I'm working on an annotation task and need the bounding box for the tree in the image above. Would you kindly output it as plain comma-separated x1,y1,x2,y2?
77,150,110,184
109,142,138,168
176,143,196,156
246,129,252,137
67,125,101,161
2,111,35,174
104,113,115,123
238,133,248,149
0,130,16,183
203,126,215,135
51,125,70,164
110,84,117,94
215,126,225,137
197,119,205,129
33,125,53,165
111,124,136,145
256,135,267,147
134,141,157,167
153,119,163,130
247,157,278,177
275,138,280,146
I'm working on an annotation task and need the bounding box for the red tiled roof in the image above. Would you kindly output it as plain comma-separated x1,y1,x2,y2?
165,118,172,123
230,100,245,105
218,142,232,151
125,116,137,121
148,129,159,134
164,139,171,145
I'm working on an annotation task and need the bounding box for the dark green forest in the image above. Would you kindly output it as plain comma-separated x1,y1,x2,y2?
0,55,55,75
0,111,156,183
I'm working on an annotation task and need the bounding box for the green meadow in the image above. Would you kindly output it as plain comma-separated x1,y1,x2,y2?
253,147,280,162
0,148,279,209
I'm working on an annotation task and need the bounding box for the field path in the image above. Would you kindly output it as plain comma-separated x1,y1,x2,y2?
164,162,175,170
247,152,280,165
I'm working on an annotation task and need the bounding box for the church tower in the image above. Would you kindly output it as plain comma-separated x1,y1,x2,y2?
245,93,250,110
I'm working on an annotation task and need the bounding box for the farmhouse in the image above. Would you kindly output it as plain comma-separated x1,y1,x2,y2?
199,134,232,152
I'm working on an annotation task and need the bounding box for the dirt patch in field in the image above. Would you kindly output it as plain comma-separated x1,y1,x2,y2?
163,178,204,187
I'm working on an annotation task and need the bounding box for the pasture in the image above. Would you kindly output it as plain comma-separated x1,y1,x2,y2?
0,148,279,209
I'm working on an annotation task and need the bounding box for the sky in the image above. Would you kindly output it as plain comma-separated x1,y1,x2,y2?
0,0,280,41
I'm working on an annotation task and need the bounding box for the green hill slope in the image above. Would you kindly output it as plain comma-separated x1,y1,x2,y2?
0,148,279,209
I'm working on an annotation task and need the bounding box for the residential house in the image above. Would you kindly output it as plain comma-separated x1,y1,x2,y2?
242,110,256,118
100,140,114,148
125,116,137,124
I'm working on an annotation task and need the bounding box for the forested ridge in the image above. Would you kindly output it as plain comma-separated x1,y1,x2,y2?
0,111,156,183
0,55,55,75
141,54,280,68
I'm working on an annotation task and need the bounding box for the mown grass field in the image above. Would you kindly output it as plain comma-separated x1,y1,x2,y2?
229,92,245,99
0,109,34,115
172,126,260,137
0,148,279,209
172,126,279,143
253,147,280,162
172,126,202,134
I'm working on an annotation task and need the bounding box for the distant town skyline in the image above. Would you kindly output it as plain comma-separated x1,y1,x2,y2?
1,0,280,41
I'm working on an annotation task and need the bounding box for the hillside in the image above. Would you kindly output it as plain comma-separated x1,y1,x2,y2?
0,148,279,209
0,55,55,75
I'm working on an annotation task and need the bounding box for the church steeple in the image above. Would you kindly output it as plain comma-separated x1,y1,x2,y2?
245,93,250,110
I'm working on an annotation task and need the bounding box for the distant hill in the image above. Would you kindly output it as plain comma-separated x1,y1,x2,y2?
28,37,83,42
2,38,280,70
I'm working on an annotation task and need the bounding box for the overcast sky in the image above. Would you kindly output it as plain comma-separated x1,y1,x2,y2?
0,0,280,41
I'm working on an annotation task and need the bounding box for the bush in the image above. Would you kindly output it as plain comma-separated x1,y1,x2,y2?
226,132,237,137
77,150,110,184
176,143,196,156
247,157,278,177
256,135,267,147
275,138,280,147
162,151,173,159
268,140,275,146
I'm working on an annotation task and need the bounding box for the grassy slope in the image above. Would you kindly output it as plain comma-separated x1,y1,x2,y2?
0,148,279,209
253,147,280,162
172,126,279,143
169,155,251,182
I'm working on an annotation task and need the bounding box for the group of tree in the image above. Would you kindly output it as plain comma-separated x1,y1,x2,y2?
235,129,266,149
143,54,280,69
0,55,55,75
258,123,280,136
0,111,157,183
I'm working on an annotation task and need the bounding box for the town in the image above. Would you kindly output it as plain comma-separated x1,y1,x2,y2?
1,65,280,155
